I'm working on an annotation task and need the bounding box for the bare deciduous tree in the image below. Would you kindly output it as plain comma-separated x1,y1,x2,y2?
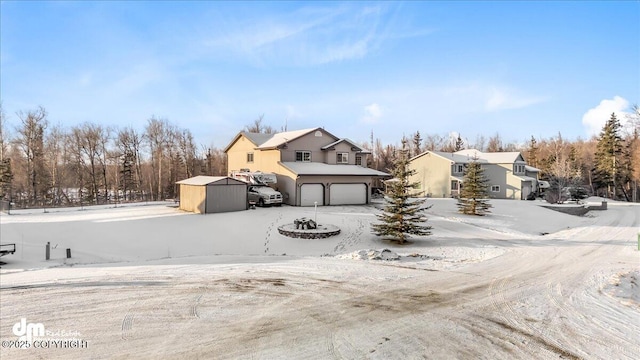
245,114,275,134
15,106,49,205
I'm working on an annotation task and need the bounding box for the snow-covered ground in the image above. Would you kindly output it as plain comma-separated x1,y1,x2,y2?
1,198,638,359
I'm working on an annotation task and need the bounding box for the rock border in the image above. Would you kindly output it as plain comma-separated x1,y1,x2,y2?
277,223,341,239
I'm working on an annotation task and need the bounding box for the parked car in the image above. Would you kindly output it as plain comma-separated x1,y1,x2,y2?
248,185,283,207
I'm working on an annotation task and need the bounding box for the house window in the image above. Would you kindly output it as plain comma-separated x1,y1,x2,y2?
337,153,348,164
514,164,525,174
451,181,459,190
491,185,500,192
296,151,311,162
454,164,464,174
355,155,362,166
247,152,254,163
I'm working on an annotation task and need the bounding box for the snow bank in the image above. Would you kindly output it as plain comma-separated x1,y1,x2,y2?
605,270,640,308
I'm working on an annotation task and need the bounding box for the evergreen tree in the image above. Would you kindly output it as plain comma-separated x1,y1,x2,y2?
593,113,631,199
457,159,492,215
454,134,464,151
412,131,423,157
0,158,12,200
119,150,135,201
527,136,538,168
372,140,432,244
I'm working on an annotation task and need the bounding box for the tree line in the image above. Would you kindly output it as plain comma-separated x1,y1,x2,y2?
0,106,227,208
0,105,638,209
363,109,640,202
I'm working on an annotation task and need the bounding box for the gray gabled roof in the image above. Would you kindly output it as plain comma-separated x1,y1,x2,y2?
321,138,363,151
176,176,246,186
244,132,274,146
223,131,275,153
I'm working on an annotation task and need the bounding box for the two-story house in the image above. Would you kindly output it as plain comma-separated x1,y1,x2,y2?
408,149,540,200
224,127,390,206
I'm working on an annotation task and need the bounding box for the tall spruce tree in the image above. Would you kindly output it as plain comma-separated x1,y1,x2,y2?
527,136,539,168
593,113,631,199
457,159,492,215
0,158,12,200
454,134,465,151
372,140,432,244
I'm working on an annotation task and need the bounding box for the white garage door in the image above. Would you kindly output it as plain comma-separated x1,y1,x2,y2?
300,184,324,206
330,184,367,205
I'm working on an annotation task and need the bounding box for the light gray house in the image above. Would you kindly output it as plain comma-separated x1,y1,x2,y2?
176,176,248,214
408,149,541,200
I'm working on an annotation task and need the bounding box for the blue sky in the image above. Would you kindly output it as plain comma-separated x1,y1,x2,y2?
1,1,638,149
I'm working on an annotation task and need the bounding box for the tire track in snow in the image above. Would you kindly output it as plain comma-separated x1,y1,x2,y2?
190,294,203,318
488,276,580,358
121,313,135,340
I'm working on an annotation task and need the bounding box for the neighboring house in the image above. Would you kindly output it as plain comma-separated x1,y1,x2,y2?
224,127,390,206
408,149,541,200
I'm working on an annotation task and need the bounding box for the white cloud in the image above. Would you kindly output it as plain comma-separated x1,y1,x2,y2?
443,83,546,113
582,96,630,136
484,86,545,112
200,4,429,66
361,103,383,124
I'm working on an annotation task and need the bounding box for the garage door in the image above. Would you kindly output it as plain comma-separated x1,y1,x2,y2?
330,184,367,205
300,184,324,206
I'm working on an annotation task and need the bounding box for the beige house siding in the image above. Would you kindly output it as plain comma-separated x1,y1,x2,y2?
178,184,206,214
255,150,281,173
494,163,525,200
408,153,452,197
226,136,283,174
226,136,259,173
273,162,299,205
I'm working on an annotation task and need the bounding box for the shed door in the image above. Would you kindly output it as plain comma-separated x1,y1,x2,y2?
206,185,247,213
330,184,367,205
300,184,324,206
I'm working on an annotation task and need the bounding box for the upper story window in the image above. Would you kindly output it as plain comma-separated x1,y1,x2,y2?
337,153,349,164
491,185,500,192
453,164,464,174
514,164,525,174
247,152,254,163
355,155,363,166
296,151,311,162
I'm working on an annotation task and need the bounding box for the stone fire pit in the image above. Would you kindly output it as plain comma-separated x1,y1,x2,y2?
278,218,340,239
